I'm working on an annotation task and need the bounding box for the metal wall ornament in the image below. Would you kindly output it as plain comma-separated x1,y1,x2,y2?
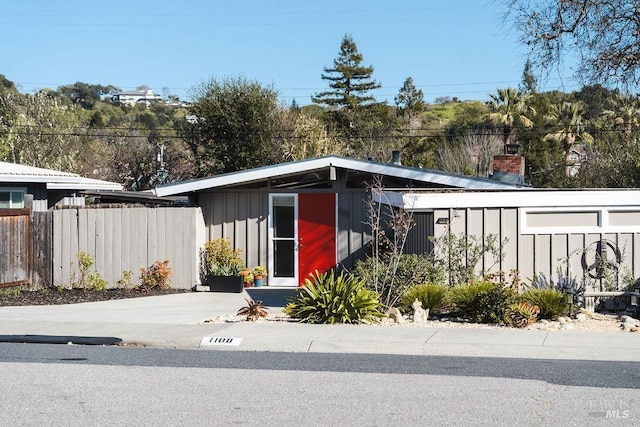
581,239,622,280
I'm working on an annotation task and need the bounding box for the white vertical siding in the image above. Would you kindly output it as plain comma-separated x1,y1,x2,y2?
415,204,640,287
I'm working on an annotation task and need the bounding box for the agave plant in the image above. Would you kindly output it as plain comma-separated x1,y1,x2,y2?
237,298,269,321
505,301,540,328
284,269,385,324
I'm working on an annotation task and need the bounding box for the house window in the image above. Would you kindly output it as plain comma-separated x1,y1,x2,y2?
521,207,640,234
0,189,26,208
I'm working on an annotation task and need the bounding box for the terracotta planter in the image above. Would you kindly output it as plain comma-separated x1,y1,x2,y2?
206,276,243,293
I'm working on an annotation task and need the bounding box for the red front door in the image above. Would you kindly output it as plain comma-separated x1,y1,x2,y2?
297,193,336,286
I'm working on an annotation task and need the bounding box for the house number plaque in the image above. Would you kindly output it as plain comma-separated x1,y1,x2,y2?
200,336,243,346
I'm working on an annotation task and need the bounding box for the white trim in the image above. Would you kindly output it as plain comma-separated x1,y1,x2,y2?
520,206,640,234
268,193,299,287
334,193,339,269
401,190,640,210
0,161,122,190
47,177,123,191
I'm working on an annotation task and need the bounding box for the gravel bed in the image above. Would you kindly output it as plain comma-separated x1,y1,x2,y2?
209,309,636,333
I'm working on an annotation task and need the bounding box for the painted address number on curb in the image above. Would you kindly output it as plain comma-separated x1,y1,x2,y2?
200,336,243,346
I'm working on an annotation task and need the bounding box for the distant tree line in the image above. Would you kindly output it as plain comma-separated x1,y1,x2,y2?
2,31,640,189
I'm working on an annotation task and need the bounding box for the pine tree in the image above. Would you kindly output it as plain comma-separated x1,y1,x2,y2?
395,76,426,121
312,34,381,112
519,59,537,94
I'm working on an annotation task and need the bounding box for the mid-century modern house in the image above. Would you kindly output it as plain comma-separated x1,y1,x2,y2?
4,155,638,296
155,154,640,291
154,155,519,287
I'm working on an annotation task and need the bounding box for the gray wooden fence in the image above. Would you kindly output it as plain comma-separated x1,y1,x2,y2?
52,206,204,290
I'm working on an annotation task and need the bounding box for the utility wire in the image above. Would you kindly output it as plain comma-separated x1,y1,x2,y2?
5,127,639,140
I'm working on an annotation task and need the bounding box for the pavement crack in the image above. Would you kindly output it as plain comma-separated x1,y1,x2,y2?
424,328,439,343
541,331,550,347
307,326,331,352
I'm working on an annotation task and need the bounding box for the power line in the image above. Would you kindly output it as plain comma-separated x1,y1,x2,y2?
6,125,639,140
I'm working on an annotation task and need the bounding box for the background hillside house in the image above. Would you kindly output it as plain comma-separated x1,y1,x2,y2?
112,88,162,106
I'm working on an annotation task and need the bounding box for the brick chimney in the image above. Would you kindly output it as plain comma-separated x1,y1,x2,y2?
492,155,525,175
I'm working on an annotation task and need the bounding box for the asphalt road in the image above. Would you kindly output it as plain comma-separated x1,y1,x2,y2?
1,343,640,389
2,344,640,425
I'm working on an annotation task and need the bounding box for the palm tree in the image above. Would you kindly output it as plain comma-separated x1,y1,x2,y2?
603,94,640,142
544,101,590,153
486,88,535,150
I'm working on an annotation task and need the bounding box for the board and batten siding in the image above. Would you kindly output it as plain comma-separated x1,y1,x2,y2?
53,207,203,289
405,190,640,289
198,191,371,272
198,192,269,270
337,192,370,269
431,207,520,278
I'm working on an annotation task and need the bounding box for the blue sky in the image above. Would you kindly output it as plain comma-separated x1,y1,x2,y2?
0,0,580,105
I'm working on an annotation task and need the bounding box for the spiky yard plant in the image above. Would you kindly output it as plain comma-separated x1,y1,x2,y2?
520,288,570,320
505,301,540,328
284,269,385,324
237,298,269,321
399,283,449,314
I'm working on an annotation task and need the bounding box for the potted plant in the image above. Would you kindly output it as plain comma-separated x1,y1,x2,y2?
252,266,267,287
200,238,245,293
243,272,254,288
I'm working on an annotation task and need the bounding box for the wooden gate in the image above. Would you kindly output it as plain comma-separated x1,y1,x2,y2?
0,208,31,288
0,208,52,289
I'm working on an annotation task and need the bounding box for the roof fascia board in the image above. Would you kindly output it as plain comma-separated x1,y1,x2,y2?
331,158,516,189
155,157,336,196
0,175,80,184
403,190,640,210
47,180,123,191
0,162,80,183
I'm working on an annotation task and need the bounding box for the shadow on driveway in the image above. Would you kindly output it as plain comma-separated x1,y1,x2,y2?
246,288,297,308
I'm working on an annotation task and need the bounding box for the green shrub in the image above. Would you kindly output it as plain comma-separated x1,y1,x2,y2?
75,251,95,289
116,270,134,289
200,238,244,278
520,288,570,320
399,283,449,314
284,269,385,324
431,233,507,285
354,253,445,307
88,271,108,291
450,281,516,324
